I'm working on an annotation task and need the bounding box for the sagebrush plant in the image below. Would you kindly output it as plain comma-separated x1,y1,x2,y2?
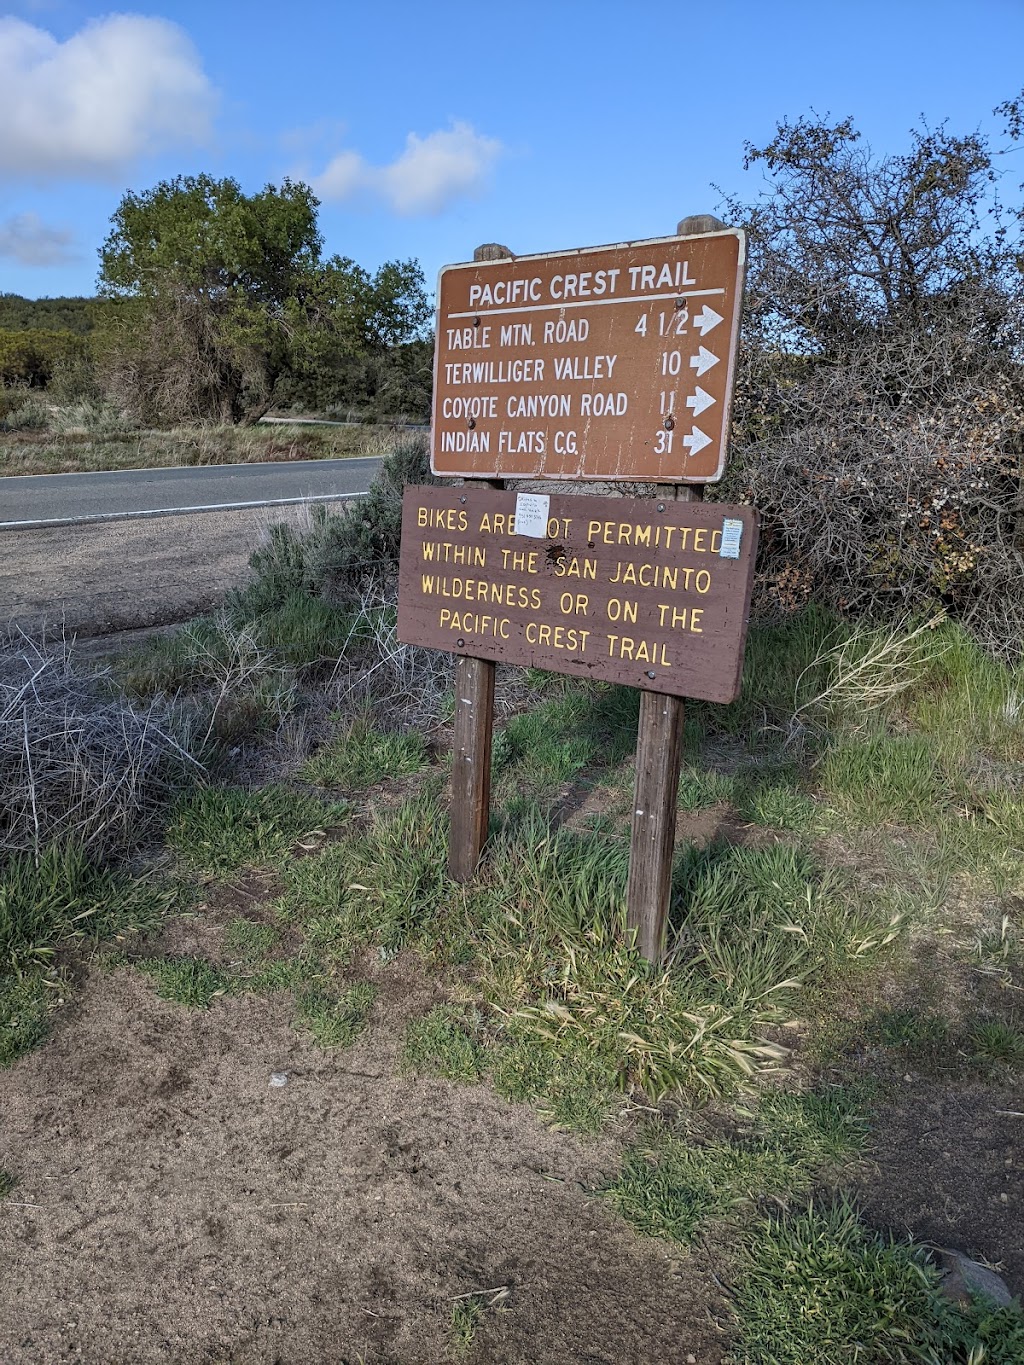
720,112,1024,660
231,437,435,612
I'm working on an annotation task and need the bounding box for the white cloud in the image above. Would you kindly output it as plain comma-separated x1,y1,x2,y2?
0,211,77,266
0,15,216,182
312,121,502,215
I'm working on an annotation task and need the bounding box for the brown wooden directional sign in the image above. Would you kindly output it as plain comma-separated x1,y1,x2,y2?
398,485,758,703
431,229,745,484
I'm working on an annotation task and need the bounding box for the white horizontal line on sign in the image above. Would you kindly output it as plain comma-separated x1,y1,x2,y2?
446,287,726,321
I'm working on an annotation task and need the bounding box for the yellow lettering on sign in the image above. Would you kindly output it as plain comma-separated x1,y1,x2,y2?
500,547,539,574
525,622,591,653
418,506,468,531
606,635,673,667
606,598,638,624
553,556,597,580
655,605,705,633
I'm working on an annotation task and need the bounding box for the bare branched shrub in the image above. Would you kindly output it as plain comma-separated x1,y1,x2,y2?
0,633,201,860
329,580,452,728
720,112,1024,660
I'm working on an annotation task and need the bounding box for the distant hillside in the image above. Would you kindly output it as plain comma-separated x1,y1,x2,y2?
0,294,100,335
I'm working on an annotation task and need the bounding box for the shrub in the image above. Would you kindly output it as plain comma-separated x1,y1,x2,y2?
232,437,436,614
0,634,199,859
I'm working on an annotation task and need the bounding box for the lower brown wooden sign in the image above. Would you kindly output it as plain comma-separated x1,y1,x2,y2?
397,486,758,703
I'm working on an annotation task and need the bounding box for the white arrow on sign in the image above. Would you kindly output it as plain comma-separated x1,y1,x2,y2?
693,304,724,336
685,386,716,417
683,426,713,457
689,346,720,377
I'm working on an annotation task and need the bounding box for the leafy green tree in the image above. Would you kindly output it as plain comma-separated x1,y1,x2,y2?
97,174,430,425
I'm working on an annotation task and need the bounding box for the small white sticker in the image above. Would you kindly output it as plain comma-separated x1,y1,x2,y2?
719,518,743,559
515,492,550,538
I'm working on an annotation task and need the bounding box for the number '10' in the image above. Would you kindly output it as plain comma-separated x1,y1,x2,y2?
661,351,682,376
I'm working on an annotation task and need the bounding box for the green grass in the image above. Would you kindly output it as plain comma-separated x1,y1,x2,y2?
402,1005,488,1082
0,970,52,1066
267,797,903,1115
166,786,348,875
490,1031,615,1131
118,595,352,706
735,773,818,831
729,1198,1024,1365
273,789,451,960
909,622,1024,765
448,1297,484,1360
821,732,947,826
0,841,177,1065
1,842,174,974
224,917,280,961
492,684,639,795
969,1017,1024,1069
603,1088,867,1244
0,1169,16,1198
302,715,428,789
677,764,735,811
241,594,353,669
295,981,376,1048
696,605,853,740
133,955,235,1008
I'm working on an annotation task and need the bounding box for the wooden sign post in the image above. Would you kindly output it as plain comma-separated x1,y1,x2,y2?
409,221,752,959
449,243,510,881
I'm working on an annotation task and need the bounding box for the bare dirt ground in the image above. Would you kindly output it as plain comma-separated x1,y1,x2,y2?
0,954,727,1365
1,507,309,639
856,1081,1024,1288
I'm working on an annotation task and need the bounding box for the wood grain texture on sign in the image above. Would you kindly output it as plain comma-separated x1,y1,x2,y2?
397,486,758,704
431,229,745,484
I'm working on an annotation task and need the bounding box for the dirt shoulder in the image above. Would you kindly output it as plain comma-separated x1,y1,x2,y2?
0,959,726,1365
1,506,310,638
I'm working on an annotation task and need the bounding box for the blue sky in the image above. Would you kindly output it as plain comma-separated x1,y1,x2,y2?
2,0,1023,300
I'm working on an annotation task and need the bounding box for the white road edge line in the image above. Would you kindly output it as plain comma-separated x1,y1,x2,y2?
0,491,370,531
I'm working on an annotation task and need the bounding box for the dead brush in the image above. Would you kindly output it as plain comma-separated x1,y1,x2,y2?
329,580,452,728
0,630,201,860
788,614,948,743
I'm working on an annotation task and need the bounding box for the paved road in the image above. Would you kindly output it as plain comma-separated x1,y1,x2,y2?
0,457,382,529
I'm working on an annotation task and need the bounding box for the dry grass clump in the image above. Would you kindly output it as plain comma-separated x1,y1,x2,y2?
0,631,200,859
